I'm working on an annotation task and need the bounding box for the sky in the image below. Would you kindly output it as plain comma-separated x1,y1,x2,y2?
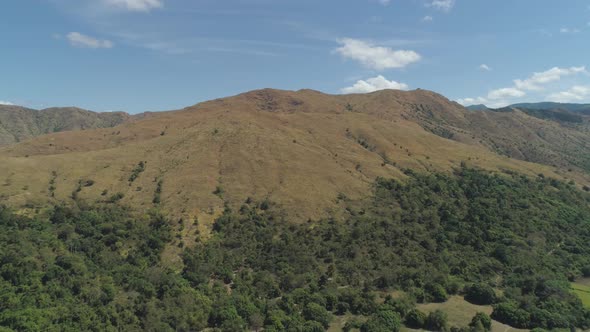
1,0,590,113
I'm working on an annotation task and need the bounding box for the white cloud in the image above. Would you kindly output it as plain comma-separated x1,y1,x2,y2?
67,32,114,48
514,66,586,91
0,100,14,105
458,65,589,108
547,85,590,102
479,64,492,71
427,0,455,12
456,97,488,106
341,75,409,94
334,38,421,70
560,27,580,34
422,16,433,22
487,88,525,100
103,0,163,12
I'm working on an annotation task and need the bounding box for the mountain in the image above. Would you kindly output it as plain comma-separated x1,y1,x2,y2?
1,88,589,225
0,105,132,147
465,104,489,111
510,102,590,114
511,107,586,124
2,89,590,331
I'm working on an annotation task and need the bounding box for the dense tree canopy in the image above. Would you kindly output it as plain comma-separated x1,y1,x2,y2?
1,168,590,330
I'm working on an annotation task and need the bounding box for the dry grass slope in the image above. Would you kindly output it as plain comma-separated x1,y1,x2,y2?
0,88,588,228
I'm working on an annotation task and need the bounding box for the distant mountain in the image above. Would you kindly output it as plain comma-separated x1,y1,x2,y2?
510,102,590,114
0,105,131,147
465,104,489,111
516,107,585,124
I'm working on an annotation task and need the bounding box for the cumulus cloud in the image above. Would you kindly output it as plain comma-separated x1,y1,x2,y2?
479,64,492,71
334,38,421,70
457,65,588,108
103,0,163,12
427,0,455,12
487,88,525,100
67,32,114,48
456,97,487,106
0,100,14,105
422,16,433,22
547,86,590,102
341,75,409,94
514,66,586,91
560,27,580,34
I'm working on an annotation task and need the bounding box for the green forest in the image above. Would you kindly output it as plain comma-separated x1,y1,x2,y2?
1,168,590,331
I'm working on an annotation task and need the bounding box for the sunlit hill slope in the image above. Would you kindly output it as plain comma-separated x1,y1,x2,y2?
1,88,589,224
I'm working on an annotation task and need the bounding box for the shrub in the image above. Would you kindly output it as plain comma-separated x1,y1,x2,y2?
405,309,427,329
361,309,401,332
302,303,331,329
108,192,125,203
469,312,492,332
465,283,496,305
426,283,449,303
491,302,530,329
425,310,449,332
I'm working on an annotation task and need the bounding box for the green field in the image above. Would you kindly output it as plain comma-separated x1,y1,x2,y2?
572,281,590,308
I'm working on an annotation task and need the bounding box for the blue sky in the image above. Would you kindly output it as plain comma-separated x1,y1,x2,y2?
1,0,590,113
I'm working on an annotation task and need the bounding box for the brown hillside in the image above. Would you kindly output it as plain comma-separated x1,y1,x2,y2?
0,88,588,226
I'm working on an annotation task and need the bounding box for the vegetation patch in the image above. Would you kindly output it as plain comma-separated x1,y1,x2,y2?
128,161,146,183
1,168,590,331
153,179,163,204
572,282,590,308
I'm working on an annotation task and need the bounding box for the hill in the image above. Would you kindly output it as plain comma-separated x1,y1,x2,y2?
510,102,590,114
0,88,589,224
0,105,132,147
511,107,586,124
465,104,489,111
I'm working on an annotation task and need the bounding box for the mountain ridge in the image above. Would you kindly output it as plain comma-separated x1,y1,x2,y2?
0,104,135,147
0,88,589,224
510,101,590,113
466,101,590,114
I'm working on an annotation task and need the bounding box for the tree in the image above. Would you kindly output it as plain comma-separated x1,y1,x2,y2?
302,320,325,332
249,313,264,332
426,283,449,303
361,309,401,332
405,309,427,329
465,283,496,305
491,302,530,329
469,312,492,332
426,310,449,332
303,303,331,329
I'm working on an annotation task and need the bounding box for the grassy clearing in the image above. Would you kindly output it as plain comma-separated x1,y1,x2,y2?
572,281,590,308
418,296,493,327
417,296,527,332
